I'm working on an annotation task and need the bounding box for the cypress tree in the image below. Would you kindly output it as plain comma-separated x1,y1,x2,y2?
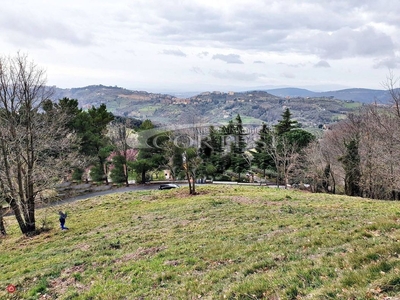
339,139,362,197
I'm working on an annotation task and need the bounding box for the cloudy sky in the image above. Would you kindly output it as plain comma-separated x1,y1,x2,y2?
2,0,400,92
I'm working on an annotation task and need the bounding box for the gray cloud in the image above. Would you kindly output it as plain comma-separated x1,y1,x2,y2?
281,72,296,79
310,26,395,59
6,1,397,62
125,1,399,61
210,70,264,81
0,10,93,47
212,54,243,64
314,60,331,68
162,49,187,57
197,51,209,58
1,0,398,90
373,56,400,69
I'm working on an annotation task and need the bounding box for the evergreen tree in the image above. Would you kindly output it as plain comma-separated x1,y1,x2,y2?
200,125,225,176
223,114,248,181
204,125,223,154
274,108,298,135
55,98,82,131
283,128,315,151
233,114,247,154
72,104,115,183
233,115,248,180
339,138,362,197
252,123,274,177
130,159,153,184
110,154,127,184
269,110,314,187
139,119,155,131
133,122,167,183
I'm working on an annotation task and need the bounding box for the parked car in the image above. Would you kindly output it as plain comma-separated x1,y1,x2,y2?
159,184,180,190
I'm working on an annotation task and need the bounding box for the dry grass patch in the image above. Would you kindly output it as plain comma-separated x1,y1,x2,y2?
118,246,168,263
47,265,88,297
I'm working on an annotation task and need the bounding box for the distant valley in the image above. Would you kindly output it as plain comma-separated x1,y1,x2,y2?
51,85,393,128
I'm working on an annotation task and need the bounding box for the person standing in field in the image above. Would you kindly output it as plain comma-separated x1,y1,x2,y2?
59,211,68,230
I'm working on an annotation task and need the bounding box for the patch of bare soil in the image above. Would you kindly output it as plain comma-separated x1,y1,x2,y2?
44,265,87,298
75,243,91,251
172,188,210,198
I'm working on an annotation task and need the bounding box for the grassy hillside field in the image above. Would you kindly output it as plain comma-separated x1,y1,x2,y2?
1,186,400,299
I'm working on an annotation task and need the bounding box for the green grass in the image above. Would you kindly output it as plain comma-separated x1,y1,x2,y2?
139,105,162,113
1,186,400,299
343,102,363,109
239,116,264,125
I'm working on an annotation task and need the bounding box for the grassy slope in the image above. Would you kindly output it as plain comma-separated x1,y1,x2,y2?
1,186,400,299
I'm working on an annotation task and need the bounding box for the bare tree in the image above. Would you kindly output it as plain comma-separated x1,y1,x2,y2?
382,70,400,118
108,120,137,186
160,131,182,181
316,103,400,199
163,122,205,194
0,206,7,236
182,148,202,194
267,134,300,188
0,53,79,235
303,141,327,192
359,105,400,199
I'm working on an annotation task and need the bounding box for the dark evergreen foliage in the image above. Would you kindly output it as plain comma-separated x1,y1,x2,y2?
339,139,362,197
252,123,275,177
274,108,299,135
110,155,128,184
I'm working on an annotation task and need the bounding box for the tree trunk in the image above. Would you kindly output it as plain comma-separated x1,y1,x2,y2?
141,170,146,184
0,207,6,236
330,171,336,194
123,163,129,186
26,196,36,233
191,174,196,195
186,170,193,194
7,197,35,235
103,162,109,185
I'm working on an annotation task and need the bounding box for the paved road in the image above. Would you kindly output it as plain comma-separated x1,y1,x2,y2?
3,184,166,216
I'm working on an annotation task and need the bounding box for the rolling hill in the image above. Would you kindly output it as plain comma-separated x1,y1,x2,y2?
266,87,392,104
51,85,384,127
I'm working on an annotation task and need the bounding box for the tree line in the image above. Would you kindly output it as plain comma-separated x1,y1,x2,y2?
127,110,315,194
303,76,400,200
1,53,400,236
